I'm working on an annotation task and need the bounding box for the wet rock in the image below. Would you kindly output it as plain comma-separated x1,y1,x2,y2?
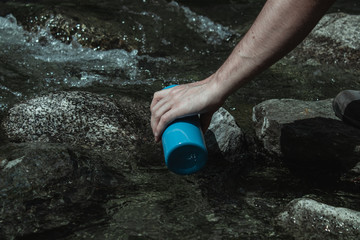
252,98,360,182
0,142,126,240
2,91,244,165
312,13,360,50
0,2,137,51
206,107,245,163
290,13,360,69
41,13,135,52
2,91,137,151
281,117,360,178
252,98,337,155
276,198,360,240
0,104,250,240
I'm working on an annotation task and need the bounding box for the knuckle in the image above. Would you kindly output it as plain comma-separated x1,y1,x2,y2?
154,111,162,119
159,113,172,128
154,90,162,96
159,115,168,126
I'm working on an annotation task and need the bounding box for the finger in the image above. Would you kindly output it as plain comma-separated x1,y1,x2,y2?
154,100,195,142
150,89,166,110
151,100,172,135
150,94,171,131
150,84,183,108
150,87,184,131
154,108,177,142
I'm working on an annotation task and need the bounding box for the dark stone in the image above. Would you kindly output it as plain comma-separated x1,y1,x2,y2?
281,117,360,179
0,142,127,240
252,98,337,155
252,98,360,184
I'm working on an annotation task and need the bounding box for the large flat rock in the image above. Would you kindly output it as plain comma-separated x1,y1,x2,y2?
252,98,360,179
2,91,138,151
252,98,337,155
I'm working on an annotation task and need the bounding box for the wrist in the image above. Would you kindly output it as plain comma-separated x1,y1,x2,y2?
205,73,229,105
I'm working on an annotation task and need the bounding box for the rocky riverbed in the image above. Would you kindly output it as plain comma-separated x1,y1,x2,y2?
1,0,360,239
1,91,359,240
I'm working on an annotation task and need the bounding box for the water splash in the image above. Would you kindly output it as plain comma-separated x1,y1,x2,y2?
0,14,169,88
168,1,234,45
0,2,235,110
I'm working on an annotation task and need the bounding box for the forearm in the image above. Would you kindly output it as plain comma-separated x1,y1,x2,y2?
212,0,335,98
150,0,336,140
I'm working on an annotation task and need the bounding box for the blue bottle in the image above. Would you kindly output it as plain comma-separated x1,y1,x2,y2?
161,85,208,175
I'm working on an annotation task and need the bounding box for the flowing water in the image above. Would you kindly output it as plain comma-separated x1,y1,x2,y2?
0,0,360,239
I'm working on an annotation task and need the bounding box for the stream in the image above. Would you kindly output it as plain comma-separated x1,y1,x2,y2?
0,0,359,239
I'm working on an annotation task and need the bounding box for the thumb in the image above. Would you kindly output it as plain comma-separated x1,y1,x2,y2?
200,111,214,134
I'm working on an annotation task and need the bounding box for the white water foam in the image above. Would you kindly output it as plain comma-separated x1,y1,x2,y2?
0,14,169,88
168,1,234,45
0,4,233,90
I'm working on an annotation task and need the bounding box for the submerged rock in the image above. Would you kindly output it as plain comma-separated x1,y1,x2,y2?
0,94,248,240
276,198,360,240
0,142,127,240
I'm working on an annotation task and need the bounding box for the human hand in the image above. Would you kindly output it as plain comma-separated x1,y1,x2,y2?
150,77,224,142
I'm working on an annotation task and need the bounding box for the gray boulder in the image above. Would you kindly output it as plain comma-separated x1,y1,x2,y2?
252,98,360,179
252,98,337,155
3,91,244,162
206,107,245,163
312,13,360,50
290,13,360,69
2,91,138,151
276,198,360,240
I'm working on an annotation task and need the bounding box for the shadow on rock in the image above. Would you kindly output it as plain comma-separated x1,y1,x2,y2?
280,117,360,183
